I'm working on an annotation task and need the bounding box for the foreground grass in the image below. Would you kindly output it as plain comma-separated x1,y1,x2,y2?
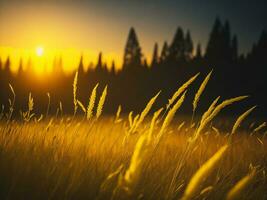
0,117,266,200
0,71,267,199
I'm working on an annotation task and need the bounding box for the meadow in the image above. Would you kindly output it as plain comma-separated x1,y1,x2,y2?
0,72,266,200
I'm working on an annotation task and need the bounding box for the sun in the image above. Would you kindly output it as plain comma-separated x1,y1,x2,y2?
36,46,44,57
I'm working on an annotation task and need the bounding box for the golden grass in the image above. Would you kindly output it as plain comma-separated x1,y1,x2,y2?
96,85,108,119
231,106,257,135
226,167,257,200
73,71,78,115
156,91,186,144
129,91,160,134
181,145,228,200
193,70,212,113
0,72,266,200
192,96,248,142
166,73,199,110
253,122,267,133
87,83,99,120
0,119,266,200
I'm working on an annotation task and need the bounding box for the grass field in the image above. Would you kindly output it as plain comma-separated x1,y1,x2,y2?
0,72,267,200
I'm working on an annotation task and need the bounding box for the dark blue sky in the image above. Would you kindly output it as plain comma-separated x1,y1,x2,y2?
87,0,267,53
1,0,267,56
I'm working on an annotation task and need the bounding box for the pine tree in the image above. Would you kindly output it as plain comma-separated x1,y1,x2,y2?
111,60,116,69
196,43,202,59
160,41,169,63
151,43,159,67
185,30,194,60
78,55,84,74
222,20,232,59
143,58,148,68
257,30,267,54
205,17,223,60
251,30,267,64
111,60,116,74
0,58,2,70
96,52,103,69
223,21,231,46
169,27,185,61
3,56,11,79
123,27,142,68
231,35,238,61
4,56,10,70
18,58,24,76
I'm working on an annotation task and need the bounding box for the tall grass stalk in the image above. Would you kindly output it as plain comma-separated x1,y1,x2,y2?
122,133,151,195
200,96,220,125
46,92,51,118
59,101,63,116
147,108,163,142
128,111,133,128
118,108,165,197
87,83,99,120
115,105,122,123
192,70,213,119
231,106,257,135
96,85,108,119
166,73,199,111
156,91,186,144
181,145,228,200
192,96,248,142
130,91,161,133
73,71,78,116
253,122,267,133
226,168,256,200
7,83,15,121
77,100,86,113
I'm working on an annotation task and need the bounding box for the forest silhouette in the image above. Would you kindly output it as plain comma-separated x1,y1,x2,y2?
0,17,266,117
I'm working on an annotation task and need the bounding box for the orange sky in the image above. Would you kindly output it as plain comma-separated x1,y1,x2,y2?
0,46,123,75
1,0,266,74
0,1,155,72
0,3,125,72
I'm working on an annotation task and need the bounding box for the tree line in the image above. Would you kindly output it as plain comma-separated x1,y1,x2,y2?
0,17,266,117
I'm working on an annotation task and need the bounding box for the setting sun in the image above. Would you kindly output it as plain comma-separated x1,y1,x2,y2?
36,46,44,57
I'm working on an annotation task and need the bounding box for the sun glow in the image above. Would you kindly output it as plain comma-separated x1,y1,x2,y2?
36,46,44,57
0,47,122,76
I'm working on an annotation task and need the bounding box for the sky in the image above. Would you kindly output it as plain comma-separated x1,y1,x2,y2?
0,0,267,70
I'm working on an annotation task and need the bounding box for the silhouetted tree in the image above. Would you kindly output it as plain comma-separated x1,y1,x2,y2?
123,27,142,67
169,27,185,61
184,30,193,60
78,55,84,74
248,30,267,69
0,20,267,117
111,60,116,74
111,60,116,70
253,30,267,59
196,43,202,59
160,41,169,63
205,17,223,60
206,18,236,63
96,52,103,69
231,35,238,61
103,62,108,70
151,43,159,67
4,56,10,70
17,58,23,76
143,58,148,68
222,20,232,60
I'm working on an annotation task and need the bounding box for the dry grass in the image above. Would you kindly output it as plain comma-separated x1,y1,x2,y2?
0,72,266,200
0,118,266,200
